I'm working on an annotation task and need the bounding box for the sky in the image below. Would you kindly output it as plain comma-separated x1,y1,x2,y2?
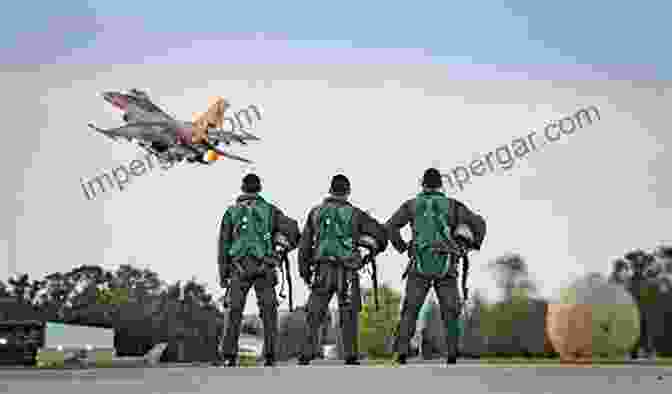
1,1,671,314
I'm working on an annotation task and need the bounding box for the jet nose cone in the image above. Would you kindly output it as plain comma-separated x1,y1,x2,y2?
102,92,128,109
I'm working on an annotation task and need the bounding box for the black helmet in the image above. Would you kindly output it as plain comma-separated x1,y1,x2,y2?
422,168,442,189
329,174,350,196
242,173,261,193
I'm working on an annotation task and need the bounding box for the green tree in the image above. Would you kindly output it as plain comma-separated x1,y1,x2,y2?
654,245,672,296
28,279,46,305
479,289,531,339
358,283,402,359
480,254,540,356
655,245,672,274
482,253,537,340
39,272,74,319
113,264,163,301
487,253,536,302
621,249,660,305
96,287,130,306
609,248,671,356
65,265,107,309
181,278,215,310
8,273,31,303
608,258,629,285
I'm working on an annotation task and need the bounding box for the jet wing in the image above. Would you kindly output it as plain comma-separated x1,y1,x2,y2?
238,129,261,141
88,122,175,145
125,94,174,120
208,129,260,145
211,146,253,164
88,123,124,142
103,91,174,124
123,110,173,124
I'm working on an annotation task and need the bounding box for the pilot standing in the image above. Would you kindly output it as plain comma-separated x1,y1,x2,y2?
217,173,299,367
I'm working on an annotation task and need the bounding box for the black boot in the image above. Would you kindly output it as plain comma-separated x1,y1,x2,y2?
396,354,407,365
264,355,275,367
297,356,311,366
212,353,225,367
344,357,360,365
446,355,457,365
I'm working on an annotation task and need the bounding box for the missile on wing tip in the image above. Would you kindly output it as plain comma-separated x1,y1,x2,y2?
88,123,114,141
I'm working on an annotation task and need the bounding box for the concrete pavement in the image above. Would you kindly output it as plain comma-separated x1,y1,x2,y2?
1,362,670,394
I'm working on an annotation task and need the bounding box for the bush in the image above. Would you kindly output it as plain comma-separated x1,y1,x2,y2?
550,275,640,359
358,284,401,359
35,350,65,369
96,287,130,306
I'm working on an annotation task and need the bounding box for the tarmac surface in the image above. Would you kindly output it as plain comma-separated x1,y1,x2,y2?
1,360,671,394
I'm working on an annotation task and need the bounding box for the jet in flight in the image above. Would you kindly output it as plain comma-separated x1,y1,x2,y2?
88,89,259,165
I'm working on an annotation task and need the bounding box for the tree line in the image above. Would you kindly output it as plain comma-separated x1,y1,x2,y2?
0,264,224,362
2,245,671,362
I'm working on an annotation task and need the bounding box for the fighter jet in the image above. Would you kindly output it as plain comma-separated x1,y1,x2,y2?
88,89,259,165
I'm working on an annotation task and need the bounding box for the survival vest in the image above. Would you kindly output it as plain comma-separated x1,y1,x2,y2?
313,202,354,260
227,196,273,259
413,191,456,277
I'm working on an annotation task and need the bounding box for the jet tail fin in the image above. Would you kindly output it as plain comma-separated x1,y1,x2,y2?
193,96,230,129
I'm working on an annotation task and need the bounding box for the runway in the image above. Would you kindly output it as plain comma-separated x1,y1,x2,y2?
1,362,670,394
